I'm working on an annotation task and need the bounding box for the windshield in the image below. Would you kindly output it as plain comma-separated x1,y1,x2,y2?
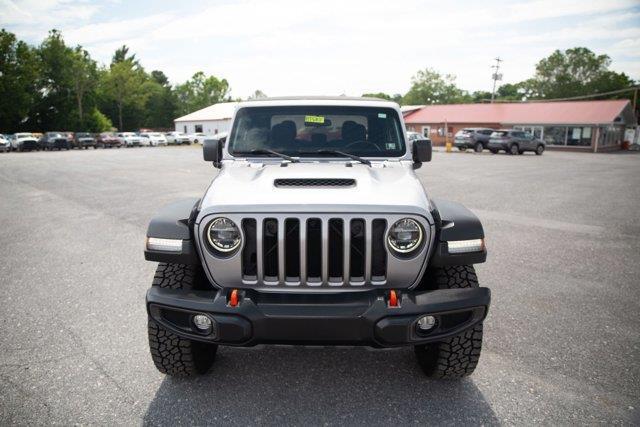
228,106,406,158
15,133,33,138
77,133,91,137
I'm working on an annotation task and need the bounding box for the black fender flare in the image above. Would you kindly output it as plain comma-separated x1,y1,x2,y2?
144,198,201,264
429,198,487,266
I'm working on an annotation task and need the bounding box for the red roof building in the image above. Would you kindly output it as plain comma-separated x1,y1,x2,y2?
403,100,637,152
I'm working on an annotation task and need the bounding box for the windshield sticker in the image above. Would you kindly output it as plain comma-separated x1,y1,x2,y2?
378,113,387,118
305,115,325,124
386,143,395,150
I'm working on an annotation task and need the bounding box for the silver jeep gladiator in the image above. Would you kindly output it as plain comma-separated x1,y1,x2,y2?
144,97,490,379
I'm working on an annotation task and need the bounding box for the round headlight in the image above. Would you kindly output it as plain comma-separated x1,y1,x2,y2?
388,218,423,254
207,217,241,253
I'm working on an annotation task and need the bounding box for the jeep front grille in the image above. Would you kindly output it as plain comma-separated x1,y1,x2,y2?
238,216,390,286
199,213,431,290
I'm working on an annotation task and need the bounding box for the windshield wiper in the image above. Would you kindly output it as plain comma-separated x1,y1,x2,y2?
314,149,371,166
241,149,299,163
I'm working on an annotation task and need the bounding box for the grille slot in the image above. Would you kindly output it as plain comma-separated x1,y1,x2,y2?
349,219,366,282
371,219,387,281
263,218,278,281
306,219,322,283
328,219,344,283
241,219,257,279
274,178,355,187
284,219,300,281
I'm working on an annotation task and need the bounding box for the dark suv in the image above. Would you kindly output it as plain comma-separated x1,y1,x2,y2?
454,128,495,152
73,132,97,149
488,129,545,155
39,132,71,150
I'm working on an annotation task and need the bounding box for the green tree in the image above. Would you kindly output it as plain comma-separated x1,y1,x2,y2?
402,68,470,105
247,89,267,100
470,90,492,103
0,29,40,132
527,47,635,99
112,45,139,67
85,108,113,132
362,92,392,100
142,76,177,128
36,29,76,130
102,59,147,130
174,71,230,115
69,46,98,127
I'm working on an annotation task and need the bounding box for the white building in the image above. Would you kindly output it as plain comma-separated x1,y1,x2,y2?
174,102,239,135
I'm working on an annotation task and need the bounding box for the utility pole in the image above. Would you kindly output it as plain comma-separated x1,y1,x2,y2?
490,57,503,103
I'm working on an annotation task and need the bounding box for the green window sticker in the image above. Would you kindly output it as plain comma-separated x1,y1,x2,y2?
378,113,387,118
305,115,325,124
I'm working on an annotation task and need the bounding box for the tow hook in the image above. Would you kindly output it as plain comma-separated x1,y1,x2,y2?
228,289,239,307
388,290,399,307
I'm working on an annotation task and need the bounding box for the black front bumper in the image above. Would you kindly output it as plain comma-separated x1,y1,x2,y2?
146,286,490,347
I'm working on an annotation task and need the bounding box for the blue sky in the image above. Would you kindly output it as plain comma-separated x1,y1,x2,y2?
1,0,639,99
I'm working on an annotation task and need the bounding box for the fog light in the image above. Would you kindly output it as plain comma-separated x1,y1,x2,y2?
192,314,213,333
416,315,437,333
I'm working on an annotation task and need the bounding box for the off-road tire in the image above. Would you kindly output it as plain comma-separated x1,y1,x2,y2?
509,144,519,155
535,144,544,155
414,265,484,379
148,263,217,376
474,142,483,153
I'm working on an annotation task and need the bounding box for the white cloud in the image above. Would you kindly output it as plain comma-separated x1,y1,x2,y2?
1,0,639,97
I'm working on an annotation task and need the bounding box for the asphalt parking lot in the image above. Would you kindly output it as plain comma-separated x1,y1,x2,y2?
0,146,639,425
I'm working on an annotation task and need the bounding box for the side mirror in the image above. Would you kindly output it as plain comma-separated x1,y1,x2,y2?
412,138,432,168
203,138,223,168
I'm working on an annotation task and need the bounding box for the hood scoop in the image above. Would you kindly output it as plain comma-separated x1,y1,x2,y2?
274,178,356,188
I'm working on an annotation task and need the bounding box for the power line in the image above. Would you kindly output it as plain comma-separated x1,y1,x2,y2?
485,85,640,104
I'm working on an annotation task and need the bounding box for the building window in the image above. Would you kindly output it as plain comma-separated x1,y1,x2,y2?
515,125,543,140
437,126,453,137
543,126,567,145
567,127,592,146
195,124,203,133
183,125,187,133
421,126,431,138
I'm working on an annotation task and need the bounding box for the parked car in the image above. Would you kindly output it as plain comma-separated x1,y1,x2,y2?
0,134,10,153
40,132,71,150
116,132,144,147
407,131,432,147
188,132,209,144
454,128,495,152
143,96,490,379
73,132,97,149
11,132,40,152
96,132,122,148
140,132,168,147
488,129,545,155
165,131,191,145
